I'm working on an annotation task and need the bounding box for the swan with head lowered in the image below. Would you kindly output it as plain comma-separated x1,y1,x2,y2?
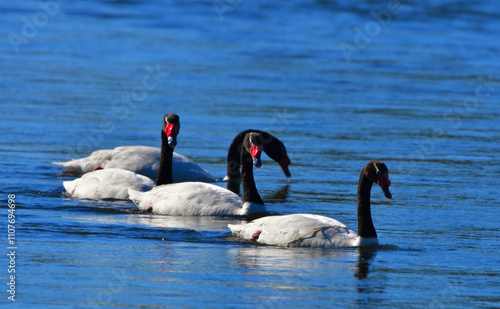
62,168,156,200
128,117,267,216
61,114,181,200
223,129,291,182
228,160,392,248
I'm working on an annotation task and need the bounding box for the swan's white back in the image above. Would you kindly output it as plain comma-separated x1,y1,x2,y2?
63,168,155,200
53,146,215,182
228,214,377,248
128,182,266,216
171,152,216,182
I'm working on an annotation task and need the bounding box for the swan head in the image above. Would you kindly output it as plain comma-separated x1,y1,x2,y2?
368,161,392,200
246,132,264,168
262,136,292,178
163,113,180,148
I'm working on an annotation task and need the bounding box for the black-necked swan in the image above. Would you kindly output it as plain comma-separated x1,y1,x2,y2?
62,114,180,199
228,160,392,248
128,129,267,216
223,129,291,181
54,146,214,183
53,118,214,183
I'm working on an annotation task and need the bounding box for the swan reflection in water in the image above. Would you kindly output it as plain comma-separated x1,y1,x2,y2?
229,245,377,279
354,247,376,280
226,183,290,208
72,212,244,232
227,245,382,307
266,185,290,204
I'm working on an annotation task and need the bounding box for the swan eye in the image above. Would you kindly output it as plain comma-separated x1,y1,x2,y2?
374,164,382,175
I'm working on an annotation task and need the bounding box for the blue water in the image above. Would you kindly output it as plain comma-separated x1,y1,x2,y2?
1,0,500,308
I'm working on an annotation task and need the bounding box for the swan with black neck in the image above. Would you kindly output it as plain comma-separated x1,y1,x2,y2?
228,160,392,247
53,114,213,182
61,114,180,200
128,122,267,216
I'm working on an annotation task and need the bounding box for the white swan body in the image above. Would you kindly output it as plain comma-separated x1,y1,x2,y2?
128,183,266,216
53,146,215,182
63,168,155,200
228,214,377,248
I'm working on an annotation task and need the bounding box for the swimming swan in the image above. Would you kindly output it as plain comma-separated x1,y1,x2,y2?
62,113,179,199
128,120,267,216
228,161,392,247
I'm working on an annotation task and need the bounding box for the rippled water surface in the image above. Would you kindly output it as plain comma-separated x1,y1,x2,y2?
1,0,500,308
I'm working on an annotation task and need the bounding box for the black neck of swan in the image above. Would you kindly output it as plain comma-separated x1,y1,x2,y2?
226,130,248,180
156,130,173,186
241,142,264,205
357,171,377,239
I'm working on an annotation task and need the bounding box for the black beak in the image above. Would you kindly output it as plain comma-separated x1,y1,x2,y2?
168,135,177,148
279,155,291,178
253,156,262,168
280,163,291,178
381,186,392,200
